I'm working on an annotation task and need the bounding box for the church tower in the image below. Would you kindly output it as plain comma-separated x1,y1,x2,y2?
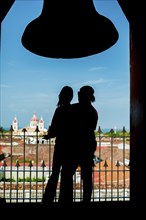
12,116,18,131
39,116,44,131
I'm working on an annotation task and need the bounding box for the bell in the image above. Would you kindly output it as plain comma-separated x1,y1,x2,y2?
21,0,119,59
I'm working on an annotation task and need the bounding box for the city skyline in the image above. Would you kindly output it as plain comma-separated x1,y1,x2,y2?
0,0,130,131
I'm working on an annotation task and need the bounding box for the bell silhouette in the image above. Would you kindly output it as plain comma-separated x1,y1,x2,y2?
21,0,119,59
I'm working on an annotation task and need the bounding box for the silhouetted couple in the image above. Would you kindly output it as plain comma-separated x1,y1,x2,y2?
42,85,98,205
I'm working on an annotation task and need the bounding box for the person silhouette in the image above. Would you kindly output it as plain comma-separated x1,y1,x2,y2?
41,86,73,204
58,85,98,204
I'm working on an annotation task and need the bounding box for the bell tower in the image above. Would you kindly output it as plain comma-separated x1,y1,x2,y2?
12,116,18,131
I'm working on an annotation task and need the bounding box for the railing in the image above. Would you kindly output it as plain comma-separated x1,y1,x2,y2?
0,126,130,203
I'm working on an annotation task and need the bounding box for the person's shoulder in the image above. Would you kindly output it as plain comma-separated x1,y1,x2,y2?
54,106,61,112
53,106,64,116
72,102,78,106
92,106,98,117
71,102,80,109
72,102,79,107
91,104,97,111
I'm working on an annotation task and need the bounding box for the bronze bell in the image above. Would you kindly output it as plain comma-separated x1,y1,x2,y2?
21,0,119,59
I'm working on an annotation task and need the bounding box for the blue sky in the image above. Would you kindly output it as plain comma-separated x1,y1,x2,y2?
0,0,129,131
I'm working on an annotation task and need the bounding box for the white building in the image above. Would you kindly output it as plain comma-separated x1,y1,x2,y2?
12,112,47,136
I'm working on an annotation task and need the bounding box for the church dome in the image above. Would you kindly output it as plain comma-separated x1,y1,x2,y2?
30,112,39,122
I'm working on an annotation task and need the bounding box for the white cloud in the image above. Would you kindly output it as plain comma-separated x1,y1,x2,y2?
0,84,10,88
74,78,109,87
89,66,107,72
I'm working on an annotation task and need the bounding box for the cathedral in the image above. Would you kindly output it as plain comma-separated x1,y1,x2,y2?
12,112,47,136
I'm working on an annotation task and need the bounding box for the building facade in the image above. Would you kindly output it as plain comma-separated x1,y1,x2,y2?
12,112,47,136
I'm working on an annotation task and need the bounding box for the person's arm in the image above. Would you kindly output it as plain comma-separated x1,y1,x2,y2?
43,126,51,140
91,107,98,131
43,108,60,140
94,109,98,130
47,108,61,138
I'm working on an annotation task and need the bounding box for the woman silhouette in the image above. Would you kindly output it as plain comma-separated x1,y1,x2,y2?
42,86,73,204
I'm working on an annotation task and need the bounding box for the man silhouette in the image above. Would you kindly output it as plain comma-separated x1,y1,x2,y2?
59,85,98,204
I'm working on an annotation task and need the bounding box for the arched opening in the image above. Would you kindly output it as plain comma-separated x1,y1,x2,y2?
1,0,144,209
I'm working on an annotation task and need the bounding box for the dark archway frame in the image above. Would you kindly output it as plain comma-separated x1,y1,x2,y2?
1,0,145,209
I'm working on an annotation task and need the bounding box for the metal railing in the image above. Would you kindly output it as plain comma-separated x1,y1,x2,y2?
0,126,130,203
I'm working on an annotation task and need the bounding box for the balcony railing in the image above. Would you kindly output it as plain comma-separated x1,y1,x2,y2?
0,126,130,204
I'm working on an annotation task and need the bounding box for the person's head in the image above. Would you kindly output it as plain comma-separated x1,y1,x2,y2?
78,85,95,103
57,86,73,107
